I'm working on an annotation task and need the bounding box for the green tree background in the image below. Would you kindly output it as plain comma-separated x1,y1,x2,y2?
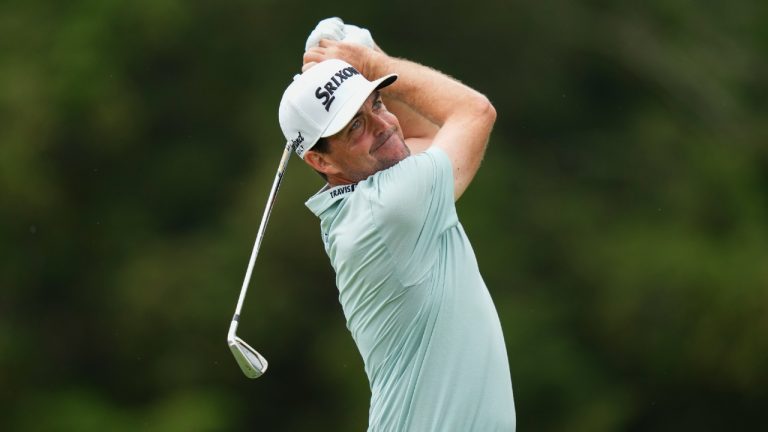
2,0,766,430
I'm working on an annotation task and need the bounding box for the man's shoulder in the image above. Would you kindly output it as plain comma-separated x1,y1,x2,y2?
364,147,450,195
355,147,454,228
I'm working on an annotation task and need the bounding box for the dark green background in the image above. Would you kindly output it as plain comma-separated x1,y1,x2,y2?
2,0,766,430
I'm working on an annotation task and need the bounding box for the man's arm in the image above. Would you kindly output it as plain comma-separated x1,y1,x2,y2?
381,96,439,154
372,43,451,154
303,40,495,200
302,21,438,154
370,38,439,152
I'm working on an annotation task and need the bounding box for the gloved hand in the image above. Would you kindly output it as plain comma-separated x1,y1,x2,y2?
341,23,375,49
304,17,375,51
304,17,346,51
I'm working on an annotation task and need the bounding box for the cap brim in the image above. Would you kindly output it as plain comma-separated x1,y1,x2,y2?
320,73,398,139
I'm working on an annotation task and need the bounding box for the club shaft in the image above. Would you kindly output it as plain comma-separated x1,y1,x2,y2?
233,142,295,318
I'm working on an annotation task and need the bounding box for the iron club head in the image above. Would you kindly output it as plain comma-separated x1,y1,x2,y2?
228,334,268,379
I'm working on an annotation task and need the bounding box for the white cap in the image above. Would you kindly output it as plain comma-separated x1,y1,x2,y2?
279,59,397,159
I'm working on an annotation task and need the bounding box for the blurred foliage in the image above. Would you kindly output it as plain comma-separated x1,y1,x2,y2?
1,0,766,430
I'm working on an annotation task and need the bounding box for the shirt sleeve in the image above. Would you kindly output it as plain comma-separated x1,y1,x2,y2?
368,147,458,286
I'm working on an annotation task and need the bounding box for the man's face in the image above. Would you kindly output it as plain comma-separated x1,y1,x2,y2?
310,90,410,184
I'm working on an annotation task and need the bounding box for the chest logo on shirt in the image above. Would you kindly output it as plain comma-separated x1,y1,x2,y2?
329,183,356,198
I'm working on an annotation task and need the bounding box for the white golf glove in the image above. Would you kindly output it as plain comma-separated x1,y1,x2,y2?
342,24,375,49
304,17,345,51
304,17,375,51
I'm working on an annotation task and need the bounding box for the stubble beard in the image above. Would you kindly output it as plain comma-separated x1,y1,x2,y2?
375,134,411,171
347,135,411,183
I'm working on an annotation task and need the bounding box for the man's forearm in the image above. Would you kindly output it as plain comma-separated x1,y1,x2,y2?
302,39,495,199
366,53,492,129
367,51,496,199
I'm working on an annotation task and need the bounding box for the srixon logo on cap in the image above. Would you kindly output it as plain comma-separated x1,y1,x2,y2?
315,67,361,112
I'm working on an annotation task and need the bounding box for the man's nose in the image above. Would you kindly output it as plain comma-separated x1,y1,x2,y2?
371,113,390,135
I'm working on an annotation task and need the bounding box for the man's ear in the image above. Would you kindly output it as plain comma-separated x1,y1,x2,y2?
304,150,341,176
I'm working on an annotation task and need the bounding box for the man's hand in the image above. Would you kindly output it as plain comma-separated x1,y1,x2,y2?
342,24,376,49
304,17,346,51
301,20,496,200
303,18,379,72
305,17,376,50
305,42,496,201
303,39,380,76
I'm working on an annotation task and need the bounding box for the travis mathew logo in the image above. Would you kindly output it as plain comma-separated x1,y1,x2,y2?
315,67,361,112
329,183,356,198
291,132,305,154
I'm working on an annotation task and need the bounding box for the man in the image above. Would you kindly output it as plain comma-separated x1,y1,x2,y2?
278,18,515,431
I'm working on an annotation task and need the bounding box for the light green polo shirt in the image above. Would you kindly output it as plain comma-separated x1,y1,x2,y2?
306,147,515,431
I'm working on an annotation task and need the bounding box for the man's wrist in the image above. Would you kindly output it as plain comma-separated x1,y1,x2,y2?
364,51,394,81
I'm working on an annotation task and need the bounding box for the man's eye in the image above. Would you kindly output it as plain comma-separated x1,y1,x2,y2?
350,119,362,131
373,99,383,109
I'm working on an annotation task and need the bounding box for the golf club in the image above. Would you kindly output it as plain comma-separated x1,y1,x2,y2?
228,140,296,378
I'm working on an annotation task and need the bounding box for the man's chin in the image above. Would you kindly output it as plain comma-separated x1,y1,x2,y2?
375,147,410,173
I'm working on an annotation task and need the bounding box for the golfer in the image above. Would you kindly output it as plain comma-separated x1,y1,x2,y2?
278,18,515,431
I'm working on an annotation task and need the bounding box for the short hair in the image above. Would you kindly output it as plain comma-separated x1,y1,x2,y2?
310,137,330,181
313,137,330,154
